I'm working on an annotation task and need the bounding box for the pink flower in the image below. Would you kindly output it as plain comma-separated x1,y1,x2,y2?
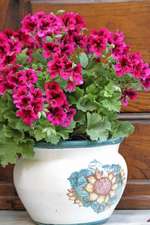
45,81,61,92
7,69,38,89
141,77,150,89
37,13,63,37
0,66,9,95
43,42,61,59
61,12,86,32
48,56,72,80
111,31,129,58
21,14,37,33
46,90,66,108
17,30,37,49
140,64,150,88
0,75,7,95
13,85,43,125
60,35,75,56
0,32,10,59
115,55,131,76
16,106,38,126
128,52,144,78
47,107,67,126
48,57,83,91
30,87,43,113
66,64,83,92
73,32,88,49
24,69,38,84
45,81,67,108
62,107,76,127
121,89,138,106
87,28,111,57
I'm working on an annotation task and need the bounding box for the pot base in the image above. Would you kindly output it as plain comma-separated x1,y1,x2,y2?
35,218,109,225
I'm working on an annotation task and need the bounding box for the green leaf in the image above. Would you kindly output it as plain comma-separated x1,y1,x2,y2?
112,121,134,138
79,52,88,68
101,98,121,112
32,50,47,64
0,140,34,166
86,113,111,141
77,95,97,112
16,50,28,65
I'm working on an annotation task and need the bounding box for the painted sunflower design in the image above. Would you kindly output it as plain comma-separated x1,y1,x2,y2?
85,169,117,204
67,160,126,213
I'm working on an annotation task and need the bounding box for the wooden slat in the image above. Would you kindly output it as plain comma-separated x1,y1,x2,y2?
119,113,150,120
0,0,10,30
0,0,20,30
32,0,147,3
19,0,32,20
120,123,150,180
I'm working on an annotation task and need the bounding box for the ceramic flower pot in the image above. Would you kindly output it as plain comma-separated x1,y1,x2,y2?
14,138,127,225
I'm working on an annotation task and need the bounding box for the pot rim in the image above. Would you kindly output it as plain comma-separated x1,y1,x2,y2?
34,137,124,149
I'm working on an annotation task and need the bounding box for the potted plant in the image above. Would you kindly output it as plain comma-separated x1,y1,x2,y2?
0,10,149,225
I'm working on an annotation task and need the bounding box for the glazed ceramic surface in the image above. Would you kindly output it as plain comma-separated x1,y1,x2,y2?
14,138,127,225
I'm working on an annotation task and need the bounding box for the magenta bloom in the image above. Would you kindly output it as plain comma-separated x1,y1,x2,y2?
21,14,37,34
45,81,67,108
140,63,150,88
0,32,10,60
48,56,72,80
62,107,76,127
115,55,132,77
111,32,129,58
66,64,83,92
61,12,86,32
13,85,43,125
16,106,39,126
7,69,38,90
37,13,63,37
121,89,138,106
87,28,111,57
47,107,67,126
43,42,60,59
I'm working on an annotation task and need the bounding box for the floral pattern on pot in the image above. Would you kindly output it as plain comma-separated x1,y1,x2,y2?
67,160,125,213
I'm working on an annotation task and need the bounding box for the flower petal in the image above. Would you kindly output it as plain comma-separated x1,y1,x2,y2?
89,193,98,201
97,195,105,203
85,183,94,193
108,172,114,181
104,195,109,203
111,176,116,184
111,183,118,190
87,176,96,184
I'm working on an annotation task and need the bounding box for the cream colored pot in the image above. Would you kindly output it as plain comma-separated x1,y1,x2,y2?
14,138,127,225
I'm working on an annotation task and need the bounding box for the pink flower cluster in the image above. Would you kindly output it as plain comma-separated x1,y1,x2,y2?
0,11,149,125
0,11,86,126
85,27,150,105
13,85,43,125
45,82,76,127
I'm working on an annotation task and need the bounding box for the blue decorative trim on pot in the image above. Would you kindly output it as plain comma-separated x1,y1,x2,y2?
34,137,124,149
67,160,125,213
36,218,108,225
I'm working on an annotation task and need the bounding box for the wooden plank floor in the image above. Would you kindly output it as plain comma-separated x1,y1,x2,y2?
0,210,149,225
